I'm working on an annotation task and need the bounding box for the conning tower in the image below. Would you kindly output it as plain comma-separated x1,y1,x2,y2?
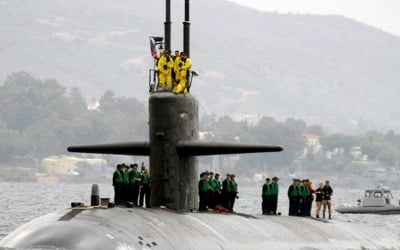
68,0,283,211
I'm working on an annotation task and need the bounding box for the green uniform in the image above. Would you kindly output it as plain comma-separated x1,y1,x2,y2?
128,169,141,204
113,170,124,185
128,169,141,184
227,179,237,211
262,182,274,214
199,177,208,211
199,178,209,192
121,170,129,185
288,183,300,216
263,182,273,196
271,183,279,196
113,169,123,204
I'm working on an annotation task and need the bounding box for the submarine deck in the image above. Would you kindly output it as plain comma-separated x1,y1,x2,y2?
1,206,400,249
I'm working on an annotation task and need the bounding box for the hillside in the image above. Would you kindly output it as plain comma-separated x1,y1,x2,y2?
1,0,400,132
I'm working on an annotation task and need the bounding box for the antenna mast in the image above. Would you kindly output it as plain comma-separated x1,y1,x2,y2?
183,0,190,56
164,0,171,51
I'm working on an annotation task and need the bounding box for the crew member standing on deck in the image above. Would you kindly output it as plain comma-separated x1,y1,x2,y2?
213,173,222,206
315,182,324,218
322,180,333,219
208,172,217,209
113,164,123,205
228,174,238,212
262,178,272,214
271,177,279,215
299,179,310,216
288,179,299,216
198,172,209,211
128,163,141,206
139,167,151,208
121,164,129,204
222,173,230,209
126,164,135,203
305,179,315,217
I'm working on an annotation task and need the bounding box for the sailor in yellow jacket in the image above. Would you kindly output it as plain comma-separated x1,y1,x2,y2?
173,52,192,94
173,51,182,84
157,50,174,90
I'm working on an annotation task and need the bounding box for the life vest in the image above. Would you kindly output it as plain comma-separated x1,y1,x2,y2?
114,170,122,184
299,184,310,197
210,179,220,189
229,180,237,193
289,184,299,197
263,183,272,196
271,183,279,195
128,170,140,183
199,178,208,192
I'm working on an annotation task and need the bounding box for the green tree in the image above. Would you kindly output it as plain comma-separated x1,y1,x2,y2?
320,133,358,152
307,124,324,136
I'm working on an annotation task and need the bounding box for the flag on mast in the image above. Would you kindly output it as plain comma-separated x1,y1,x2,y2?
149,37,158,59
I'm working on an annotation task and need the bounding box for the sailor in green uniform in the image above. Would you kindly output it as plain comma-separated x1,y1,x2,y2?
198,172,209,211
127,164,134,203
121,164,129,205
213,173,222,206
228,174,238,212
262,178,272,214
222,173,230,209
113,164,123,205
208,172,218,209
271,177,279,214
299,179,310,216
128,163,141,206
288,179,300,216
304,179,314,217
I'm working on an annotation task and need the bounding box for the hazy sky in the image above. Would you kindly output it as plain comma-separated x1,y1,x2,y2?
228,0,400,36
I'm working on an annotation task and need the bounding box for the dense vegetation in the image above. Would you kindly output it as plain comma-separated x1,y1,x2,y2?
0,72,147,163
2,73,400,176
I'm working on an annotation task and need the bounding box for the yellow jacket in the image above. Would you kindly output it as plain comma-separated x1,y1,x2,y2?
157,55,173,72
180,58,192,71
174,56,181,73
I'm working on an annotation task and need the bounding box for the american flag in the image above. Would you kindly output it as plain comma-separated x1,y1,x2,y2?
149,38,158,59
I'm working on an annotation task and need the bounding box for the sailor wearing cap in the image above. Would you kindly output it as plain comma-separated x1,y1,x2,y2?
288,179,300,216
198,172,209,211
262,178,272,214
271,177,279,214
222,174,230,209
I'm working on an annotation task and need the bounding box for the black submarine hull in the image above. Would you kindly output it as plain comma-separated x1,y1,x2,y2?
1,206,400,249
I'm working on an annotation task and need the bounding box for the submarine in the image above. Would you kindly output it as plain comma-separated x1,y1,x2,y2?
2,1,400,249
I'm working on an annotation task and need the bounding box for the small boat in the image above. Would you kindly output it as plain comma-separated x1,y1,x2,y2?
336,187,400,214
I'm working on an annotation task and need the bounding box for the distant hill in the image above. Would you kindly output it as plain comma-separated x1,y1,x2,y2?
1,0,400,132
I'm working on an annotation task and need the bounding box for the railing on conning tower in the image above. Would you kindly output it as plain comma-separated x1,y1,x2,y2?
148,36,197,94
148,66,197,93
